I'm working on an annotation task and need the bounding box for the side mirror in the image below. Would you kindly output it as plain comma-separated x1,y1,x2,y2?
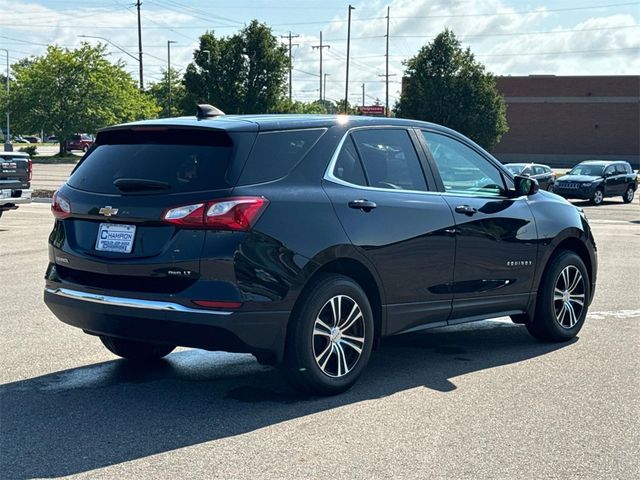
514,175,539,196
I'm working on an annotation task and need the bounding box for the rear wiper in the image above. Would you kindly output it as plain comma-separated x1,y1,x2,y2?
113,178,170,191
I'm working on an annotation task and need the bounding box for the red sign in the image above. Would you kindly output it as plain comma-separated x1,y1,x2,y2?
358,105,386,116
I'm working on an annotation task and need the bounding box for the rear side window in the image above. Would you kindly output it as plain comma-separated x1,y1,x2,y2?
68,128,235,194
238,129,325,184
615,164,627,175
351,129,427,191
334,136,367,186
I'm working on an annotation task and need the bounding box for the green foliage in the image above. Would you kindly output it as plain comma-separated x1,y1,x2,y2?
147,68,188,117
335,99,358,115
18,145,38,156
7,44,160,154
183,20,288,114
398,29,508,149
275,99,332,114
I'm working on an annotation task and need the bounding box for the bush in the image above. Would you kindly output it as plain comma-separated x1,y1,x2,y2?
18,145,38,157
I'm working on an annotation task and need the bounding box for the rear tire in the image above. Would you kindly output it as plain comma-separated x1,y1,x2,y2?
281,274,374,396
100,335,175,362
622,186,635,203
526,250,590,342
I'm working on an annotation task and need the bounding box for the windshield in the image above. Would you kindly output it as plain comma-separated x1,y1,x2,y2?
568,164,605,177
505,165,524,175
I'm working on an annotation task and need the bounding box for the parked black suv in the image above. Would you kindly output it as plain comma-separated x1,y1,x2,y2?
554,160,637,205
44,111,597,395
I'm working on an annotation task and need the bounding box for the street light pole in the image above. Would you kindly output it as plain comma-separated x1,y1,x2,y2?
0,48,9,151
167,40,177,115
323,73,330,102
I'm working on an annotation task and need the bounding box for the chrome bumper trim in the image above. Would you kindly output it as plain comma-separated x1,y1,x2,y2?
45,287,234,316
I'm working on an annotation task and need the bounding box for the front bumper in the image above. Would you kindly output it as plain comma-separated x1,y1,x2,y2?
0,189,32,209
44,285,290,361
553,187,594,200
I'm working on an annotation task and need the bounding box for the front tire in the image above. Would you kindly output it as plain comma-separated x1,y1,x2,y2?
100,335,175,362
590,188,604,206
526,250,590,342
623,186,635,203
282,274,374,395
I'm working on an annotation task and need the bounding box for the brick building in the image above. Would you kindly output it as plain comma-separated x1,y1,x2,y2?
490,75,639,169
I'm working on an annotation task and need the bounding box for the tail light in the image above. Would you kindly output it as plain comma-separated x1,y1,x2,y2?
162,196,269,231
27,159,33,182
51,191,71,219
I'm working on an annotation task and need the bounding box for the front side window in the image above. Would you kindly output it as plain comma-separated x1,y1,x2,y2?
351,129,427,191
604,166,616,177
422,131,505,196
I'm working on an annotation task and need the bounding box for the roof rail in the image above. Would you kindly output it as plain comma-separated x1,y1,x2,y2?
196,104,225,119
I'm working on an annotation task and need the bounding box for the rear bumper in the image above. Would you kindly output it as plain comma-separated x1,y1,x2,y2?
44,286,290,361
0,189,32,209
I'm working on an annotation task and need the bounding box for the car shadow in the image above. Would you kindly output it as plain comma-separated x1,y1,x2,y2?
0,321,574,479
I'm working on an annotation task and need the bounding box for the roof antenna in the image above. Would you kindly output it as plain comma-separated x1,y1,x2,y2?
196,104,225,119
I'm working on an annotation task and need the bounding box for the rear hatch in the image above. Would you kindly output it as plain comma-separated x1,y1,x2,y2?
1,154,31,191
52,125,256,293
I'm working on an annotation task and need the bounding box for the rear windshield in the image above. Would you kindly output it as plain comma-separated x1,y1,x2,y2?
68,128,235,194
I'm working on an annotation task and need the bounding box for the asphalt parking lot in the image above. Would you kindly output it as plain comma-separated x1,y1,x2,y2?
0,199,638,479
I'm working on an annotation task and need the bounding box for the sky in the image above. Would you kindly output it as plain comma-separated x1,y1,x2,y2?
1,0,639,108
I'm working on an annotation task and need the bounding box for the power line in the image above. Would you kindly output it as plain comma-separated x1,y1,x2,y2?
281,32,300,101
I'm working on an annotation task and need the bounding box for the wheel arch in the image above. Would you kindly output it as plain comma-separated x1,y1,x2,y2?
291,256,385,346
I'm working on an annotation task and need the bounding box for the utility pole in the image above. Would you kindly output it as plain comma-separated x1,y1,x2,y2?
344,4,355,114
136,0,143,90
323,73,330,102
167,40,176,115
280,32,299,102
312,31,330,103
362,83,365,107
0,48,9,151
378,6,396,117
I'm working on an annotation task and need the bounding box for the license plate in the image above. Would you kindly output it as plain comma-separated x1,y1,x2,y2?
1,189,11,199
95,223,136,253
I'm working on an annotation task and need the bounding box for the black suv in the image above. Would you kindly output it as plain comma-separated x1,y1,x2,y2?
554,160,637,205
44,111,597,395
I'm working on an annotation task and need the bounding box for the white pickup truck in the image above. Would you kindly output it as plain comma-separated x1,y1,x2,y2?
1,151,33,219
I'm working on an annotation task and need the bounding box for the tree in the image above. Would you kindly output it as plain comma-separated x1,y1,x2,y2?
148,68,188,118
8,44,159,154
275,99,330,114
183,21,288,114
398,29,507,149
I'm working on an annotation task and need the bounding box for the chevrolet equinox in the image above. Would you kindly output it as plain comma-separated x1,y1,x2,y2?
44,108,597,395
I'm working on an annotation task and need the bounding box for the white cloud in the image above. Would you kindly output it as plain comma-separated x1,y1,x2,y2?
1,0,638,105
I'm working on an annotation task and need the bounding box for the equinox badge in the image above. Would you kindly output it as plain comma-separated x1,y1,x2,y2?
98,206,119,217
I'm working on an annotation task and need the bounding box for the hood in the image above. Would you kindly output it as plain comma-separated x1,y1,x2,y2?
558,174,601,182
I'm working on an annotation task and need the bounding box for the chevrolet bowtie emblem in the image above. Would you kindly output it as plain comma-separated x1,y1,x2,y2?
98,206,119,217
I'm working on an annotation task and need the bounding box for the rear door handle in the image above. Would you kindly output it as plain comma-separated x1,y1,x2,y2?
348,199,377,211
455,205,477,216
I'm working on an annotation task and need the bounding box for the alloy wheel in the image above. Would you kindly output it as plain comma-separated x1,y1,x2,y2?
312,295,366,378
553,265,585,329
625,188,634,201
593,190,603,205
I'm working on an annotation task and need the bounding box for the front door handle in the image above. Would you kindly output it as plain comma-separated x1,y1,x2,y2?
349,199,377,212
455,205,477,216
